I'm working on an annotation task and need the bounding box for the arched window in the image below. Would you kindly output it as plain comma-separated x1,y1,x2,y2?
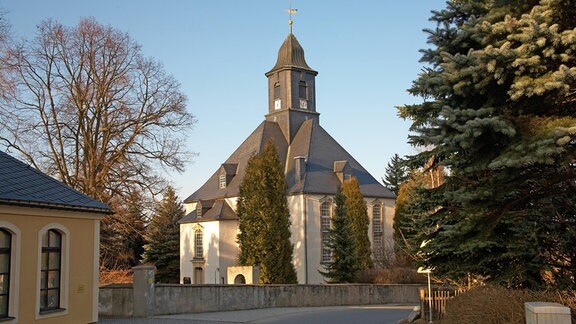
274,82,280,99
194,229,203,259
298,81,307,99
274,82,281,110
372,205,383,259
37,223,69,318
0,229,11,319
40,229,62,312
320,201,332,263
0,222,20,321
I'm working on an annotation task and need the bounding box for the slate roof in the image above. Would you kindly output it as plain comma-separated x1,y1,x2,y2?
185,121,288,202
184,119,394,204
266,33,317,75
179,199,237,224
0,151,112,214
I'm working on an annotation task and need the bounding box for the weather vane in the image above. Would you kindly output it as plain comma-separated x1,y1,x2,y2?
286,0,298,33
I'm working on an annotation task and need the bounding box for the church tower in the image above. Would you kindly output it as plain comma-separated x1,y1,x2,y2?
182,14,396,285
265,33,319,143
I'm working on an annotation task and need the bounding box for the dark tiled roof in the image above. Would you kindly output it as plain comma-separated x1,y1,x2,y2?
0,151,112,214
185,119,394,206
266,33,317,75
179,210,197,224
333,161,349,173
286,120,394,198
220,163,238,176
184,121,288,202
204,200,237,220
179,199,237,223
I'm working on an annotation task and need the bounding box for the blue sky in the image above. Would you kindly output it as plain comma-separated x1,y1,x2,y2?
1,0,447,200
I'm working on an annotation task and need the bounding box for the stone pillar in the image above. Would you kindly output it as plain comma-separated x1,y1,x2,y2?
525,302,571,324
133,265,156,317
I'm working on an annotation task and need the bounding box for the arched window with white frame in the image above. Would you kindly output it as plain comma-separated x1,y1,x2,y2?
320,201,332,263
0,229,11,319
194,228,203,260
372,204,383,260
0,222,20,322
36,223,69,319
40,230,61,311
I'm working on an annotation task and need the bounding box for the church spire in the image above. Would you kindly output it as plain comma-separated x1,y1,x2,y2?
265,26,319,143
267,33,315,74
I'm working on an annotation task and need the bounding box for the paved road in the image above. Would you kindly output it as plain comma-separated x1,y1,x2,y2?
100,305,415,323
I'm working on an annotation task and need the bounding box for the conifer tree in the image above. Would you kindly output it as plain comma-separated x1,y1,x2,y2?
319,189,359,283
382,154,409,196
101,190,146,269
393,164,445,257
341,177,373,270
237,140,297,284
142,186,183,283
399,0,576,288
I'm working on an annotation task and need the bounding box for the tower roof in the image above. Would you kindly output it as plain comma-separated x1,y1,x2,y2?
266,33,316,75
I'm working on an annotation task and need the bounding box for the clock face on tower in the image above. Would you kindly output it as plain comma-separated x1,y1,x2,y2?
299,99,308,110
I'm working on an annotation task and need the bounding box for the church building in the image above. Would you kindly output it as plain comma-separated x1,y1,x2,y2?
180,31,395,284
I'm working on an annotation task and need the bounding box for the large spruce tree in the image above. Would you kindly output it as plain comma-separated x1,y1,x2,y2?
236,140,297,284
382,154,409,196
341,177,373,270
319,189,359,283
399,0,576,288
142,186,183,283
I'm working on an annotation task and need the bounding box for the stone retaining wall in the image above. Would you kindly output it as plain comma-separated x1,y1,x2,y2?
99,284,420,317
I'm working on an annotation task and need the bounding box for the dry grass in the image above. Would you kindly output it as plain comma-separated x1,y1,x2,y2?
357,267,427,284
99,268,133,286
440,285,576,324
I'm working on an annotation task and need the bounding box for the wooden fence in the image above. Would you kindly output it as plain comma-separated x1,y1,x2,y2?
419,287,465,321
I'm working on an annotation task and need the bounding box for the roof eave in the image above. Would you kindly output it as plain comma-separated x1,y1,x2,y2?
0,199,113,215
265,65,318,77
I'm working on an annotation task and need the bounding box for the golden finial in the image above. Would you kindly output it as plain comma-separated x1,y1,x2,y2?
286,1,298,34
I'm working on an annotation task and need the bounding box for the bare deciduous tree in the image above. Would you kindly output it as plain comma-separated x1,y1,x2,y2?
0,17,195,203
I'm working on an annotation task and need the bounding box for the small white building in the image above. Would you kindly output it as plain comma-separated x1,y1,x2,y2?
180,32,395,285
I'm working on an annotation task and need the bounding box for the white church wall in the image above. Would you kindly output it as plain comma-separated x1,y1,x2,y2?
180,195,395,285
179,222,194,284
179,221,220,284
218,220,240,284
203,221,220,284
287,195,305,283
305,194,328,284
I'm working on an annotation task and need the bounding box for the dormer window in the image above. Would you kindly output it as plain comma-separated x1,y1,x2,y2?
196,203,202,218
218,163,238,188
334,160,352,183
219,174,227,189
